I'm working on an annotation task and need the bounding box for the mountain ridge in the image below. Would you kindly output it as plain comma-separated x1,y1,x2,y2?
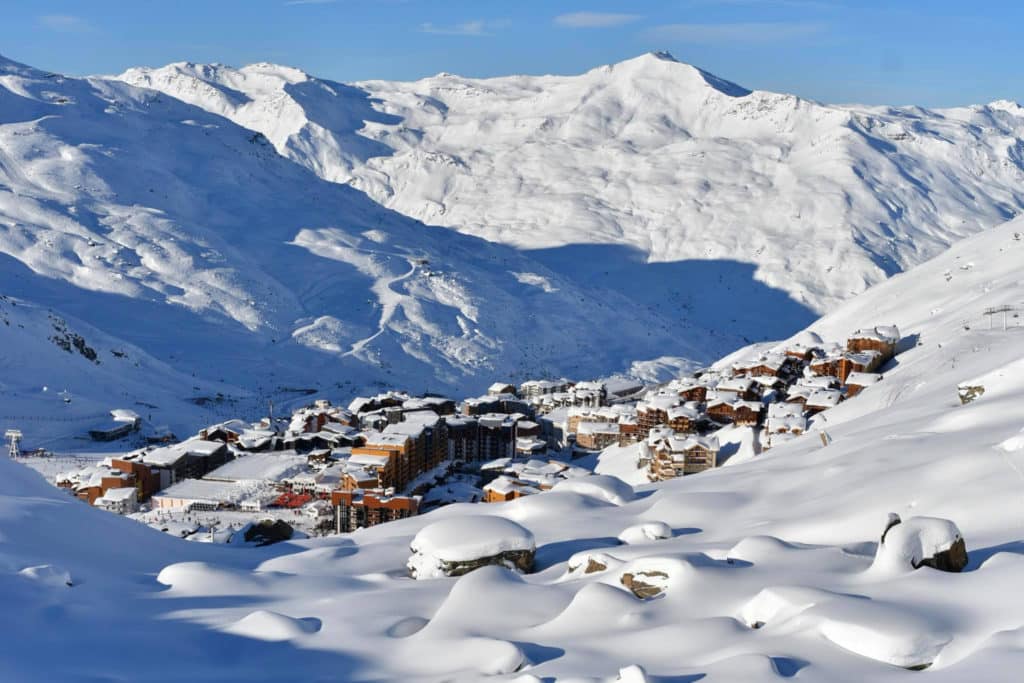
118,52,1024,316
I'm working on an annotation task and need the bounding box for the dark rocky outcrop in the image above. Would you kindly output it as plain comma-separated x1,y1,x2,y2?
244,519,294,546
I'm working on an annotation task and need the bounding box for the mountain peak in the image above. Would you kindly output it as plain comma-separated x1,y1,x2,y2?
605,52,751,97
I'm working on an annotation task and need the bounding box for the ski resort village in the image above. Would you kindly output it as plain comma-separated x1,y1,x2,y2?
9,324,900,544
6,22,1024,680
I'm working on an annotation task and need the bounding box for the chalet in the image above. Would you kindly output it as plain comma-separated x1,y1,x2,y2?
637,395,680,434
804,389,843,415
647,432,719,481
332,489,419,532
844,371,883,398
575,422,621,451
706,398,763,426
765,412,807,437
836,350,883,382
716,377,760,401
618,414,641,443
808,355,842,379
483,475,541,502
733,354,791,378
847,325,900,362
783,384,815,406
199,419,249,444
487,382,518,397
347,392,409,416
676,380,711,403
667,404,701,433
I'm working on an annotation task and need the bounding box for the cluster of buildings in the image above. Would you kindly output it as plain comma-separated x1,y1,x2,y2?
51,324,898,537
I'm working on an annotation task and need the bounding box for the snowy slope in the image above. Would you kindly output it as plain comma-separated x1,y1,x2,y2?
0,293,235,445
121,52,1024,314
6,214,1024,681
0,53,753,423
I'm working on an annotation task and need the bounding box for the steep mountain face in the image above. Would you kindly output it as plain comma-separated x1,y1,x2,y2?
120,52,1024,314
2,54,765,424
5,188,1024,683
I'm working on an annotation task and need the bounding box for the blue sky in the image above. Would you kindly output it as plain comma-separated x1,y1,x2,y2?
2,1,1023,106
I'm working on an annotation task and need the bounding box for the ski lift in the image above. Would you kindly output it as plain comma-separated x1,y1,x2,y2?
59,389,72,404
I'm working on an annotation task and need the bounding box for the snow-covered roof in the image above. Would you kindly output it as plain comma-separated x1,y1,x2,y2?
153,479,248,505
576,421,619,435
202,452,308,483
142,438,224,467
96,486,137,503
846,371,883,386
850,325,900,344
806,389,843,408
348,453,391,468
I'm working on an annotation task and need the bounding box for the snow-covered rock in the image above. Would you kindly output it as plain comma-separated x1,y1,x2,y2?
871,515,968,574
407,516,536,579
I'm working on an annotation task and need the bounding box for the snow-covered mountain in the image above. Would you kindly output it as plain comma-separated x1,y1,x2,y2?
5,182,1024,682
121,51,1024,313
3,53,767,426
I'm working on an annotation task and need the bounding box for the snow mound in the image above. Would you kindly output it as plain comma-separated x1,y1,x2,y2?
617,521,672,545
727,535,800,563
816,600,951,669
540,583,643,635
222,610,320,642
156,562,262,595
999,428,1024,453
18,564,73,588
552,475,635,506
739,585,839,628
407,516,535,579
870,516,965,574
742,587,951,669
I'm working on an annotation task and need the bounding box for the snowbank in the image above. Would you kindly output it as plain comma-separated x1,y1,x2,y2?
552,475,635,506
617,521,672,545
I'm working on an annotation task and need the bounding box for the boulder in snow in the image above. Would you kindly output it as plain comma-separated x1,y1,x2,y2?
408,516,536,579
566,551,624,577
957,383,985,404
872,514,967,573
243,519,294,546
